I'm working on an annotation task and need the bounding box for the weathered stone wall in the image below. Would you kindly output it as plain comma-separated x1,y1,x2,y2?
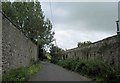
2,14,38,72
0,11,2,80
64,35,120,68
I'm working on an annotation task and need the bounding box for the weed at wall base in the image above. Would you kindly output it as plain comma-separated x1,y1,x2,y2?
57,59,120,82
2,63,41,82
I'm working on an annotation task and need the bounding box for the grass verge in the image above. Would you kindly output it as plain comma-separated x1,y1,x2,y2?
2,62,41,82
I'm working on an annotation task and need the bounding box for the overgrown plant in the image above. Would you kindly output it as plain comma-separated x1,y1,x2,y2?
57,58,120,82
2,62,41,82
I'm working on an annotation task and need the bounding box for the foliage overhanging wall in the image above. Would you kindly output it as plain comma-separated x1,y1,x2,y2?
64,35,120,69
2,13,38,72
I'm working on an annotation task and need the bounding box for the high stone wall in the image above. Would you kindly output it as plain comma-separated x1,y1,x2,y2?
2,13,38,72
64,35,120,69
0,11,2,80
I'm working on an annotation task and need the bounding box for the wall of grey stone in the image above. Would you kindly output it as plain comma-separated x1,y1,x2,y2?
64,35,120,69
0,11,2,80
2,14,38,72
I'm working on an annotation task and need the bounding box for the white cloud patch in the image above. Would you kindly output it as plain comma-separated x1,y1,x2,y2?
54,29,115,49
41,2,118,49
53,8,68,17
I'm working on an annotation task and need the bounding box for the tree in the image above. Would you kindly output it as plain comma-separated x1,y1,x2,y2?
2,1,54,49
77,41,92,47
49,44,64,60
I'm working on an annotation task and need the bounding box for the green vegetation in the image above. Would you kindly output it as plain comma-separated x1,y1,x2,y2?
50,44,64,63
77,41,92,47
46,53,52,60
2,2,54,47
2,2,55,59
0,70,2,82
2,63,41,82
57,58,120,82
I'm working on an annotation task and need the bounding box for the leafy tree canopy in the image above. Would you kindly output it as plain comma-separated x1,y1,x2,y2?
77,41,92,47
2,1,54,49
49,44,64,60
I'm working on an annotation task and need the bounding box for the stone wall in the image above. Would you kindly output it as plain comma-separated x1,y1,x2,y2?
2,13,38,72
64,35,120,69
0,11,2,80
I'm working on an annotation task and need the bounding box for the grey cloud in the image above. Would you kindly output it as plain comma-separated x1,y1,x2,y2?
51,2,118,32
41,2,118,49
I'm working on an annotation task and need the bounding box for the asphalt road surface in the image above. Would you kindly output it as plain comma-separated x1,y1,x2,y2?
29,62,91,81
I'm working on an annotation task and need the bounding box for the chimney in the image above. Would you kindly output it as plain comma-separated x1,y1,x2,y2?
116,20,120,35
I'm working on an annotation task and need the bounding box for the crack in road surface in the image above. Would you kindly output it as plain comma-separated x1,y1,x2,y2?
29,62,91,81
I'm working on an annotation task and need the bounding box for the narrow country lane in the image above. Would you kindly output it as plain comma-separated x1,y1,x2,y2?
29,62,91,81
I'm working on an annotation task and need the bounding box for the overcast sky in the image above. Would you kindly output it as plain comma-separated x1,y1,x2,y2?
41,2,118,50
